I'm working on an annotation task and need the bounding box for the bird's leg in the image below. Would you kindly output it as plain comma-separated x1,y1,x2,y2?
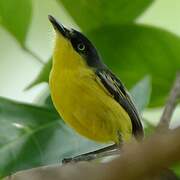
62,144,121,164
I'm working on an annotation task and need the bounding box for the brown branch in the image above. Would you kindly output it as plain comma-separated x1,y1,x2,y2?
158,71,180,129
6,128,180,180
102,127,180,180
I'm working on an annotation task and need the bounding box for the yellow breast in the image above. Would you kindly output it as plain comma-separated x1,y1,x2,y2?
50,66,132,143
49,35,132,143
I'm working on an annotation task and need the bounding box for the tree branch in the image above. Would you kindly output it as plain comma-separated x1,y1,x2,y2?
6,128,180,180
102,127,180,180
158,71,180,129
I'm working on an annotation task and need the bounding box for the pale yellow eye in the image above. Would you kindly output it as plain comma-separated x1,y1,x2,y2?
77,43,85,51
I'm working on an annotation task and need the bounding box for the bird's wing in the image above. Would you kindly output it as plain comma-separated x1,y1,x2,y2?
96,69,144,138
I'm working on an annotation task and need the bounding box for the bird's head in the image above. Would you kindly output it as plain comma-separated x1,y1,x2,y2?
48,15,103,69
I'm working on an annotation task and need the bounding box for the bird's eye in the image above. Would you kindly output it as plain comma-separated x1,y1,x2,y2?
77,43,85,51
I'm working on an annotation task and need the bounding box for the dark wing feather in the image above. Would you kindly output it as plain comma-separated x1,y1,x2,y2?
96,69,144,138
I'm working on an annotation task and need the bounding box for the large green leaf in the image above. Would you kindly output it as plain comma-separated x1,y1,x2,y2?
0,97,103,178
58,0,153,32
87,25,180,106
0,0,32,46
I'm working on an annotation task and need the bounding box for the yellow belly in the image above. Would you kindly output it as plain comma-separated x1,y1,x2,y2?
50,68,132,143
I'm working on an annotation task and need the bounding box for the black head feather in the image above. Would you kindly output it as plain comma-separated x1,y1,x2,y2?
70,29,105,69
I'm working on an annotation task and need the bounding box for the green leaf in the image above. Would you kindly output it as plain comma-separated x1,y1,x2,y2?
172,163,180,177
143,120,156,136
25,60,52,90
130,75,151,112
0,97,103,178
0,0,32,46
87,24,180,106
58,0,153,32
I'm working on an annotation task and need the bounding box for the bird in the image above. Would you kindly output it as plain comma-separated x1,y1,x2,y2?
48,15,143,149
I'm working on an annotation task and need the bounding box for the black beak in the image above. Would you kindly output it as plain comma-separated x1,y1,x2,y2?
48,15,70,38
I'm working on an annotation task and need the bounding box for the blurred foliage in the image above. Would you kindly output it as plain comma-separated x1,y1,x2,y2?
0,0,180,178
26,59,52,90
143,120,156,136
0,0,32,46
0,97,104,178
172,163,180,177
130,76,151,112
58,0,154,32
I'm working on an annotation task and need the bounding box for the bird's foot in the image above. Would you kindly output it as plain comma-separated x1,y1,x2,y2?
62,144,118,164
62,154,96,164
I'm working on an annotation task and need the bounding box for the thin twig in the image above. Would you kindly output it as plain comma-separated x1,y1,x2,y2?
158,71,180,130
23,46,45,64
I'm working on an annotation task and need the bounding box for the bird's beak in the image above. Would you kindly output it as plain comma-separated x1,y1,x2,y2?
48,15,70,39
